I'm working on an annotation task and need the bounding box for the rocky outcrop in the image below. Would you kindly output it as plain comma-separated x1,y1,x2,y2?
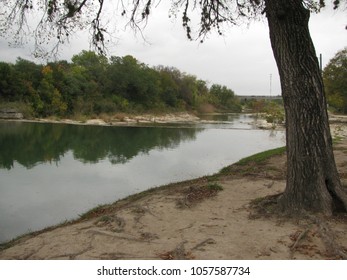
0,108,24,119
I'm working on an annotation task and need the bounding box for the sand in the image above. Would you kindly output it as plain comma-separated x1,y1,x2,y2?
1,136,346,260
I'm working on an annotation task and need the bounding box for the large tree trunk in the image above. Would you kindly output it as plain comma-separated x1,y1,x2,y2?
264,0,347,215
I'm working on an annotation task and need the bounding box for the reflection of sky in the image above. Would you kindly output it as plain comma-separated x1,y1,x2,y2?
0,127,285,243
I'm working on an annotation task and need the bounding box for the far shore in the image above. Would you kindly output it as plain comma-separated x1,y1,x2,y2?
2,111,284,129
2,112,347,138
10,112,202,127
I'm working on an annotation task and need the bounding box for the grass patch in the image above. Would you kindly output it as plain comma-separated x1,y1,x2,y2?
98,215,113,223
0,219,72,251
333,136,344,145
207,146,287,179
78,204,113,220
235,146,286,166
214,146,287,179
206,183,224,191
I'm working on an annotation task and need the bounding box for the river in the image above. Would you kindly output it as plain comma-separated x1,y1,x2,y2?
0,114,285,243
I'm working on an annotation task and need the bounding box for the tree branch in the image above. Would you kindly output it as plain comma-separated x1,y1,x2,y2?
1,0,339,58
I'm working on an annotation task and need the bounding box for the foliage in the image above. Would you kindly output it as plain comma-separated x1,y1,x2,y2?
1,1,341,57
0,101,33,118
241,98,284,125
264,102,285,125
209,84,242,112
323,47,347,114
0,51,240,117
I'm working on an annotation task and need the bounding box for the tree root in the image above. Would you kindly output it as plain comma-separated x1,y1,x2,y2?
290,229,309,252
248,193,282,219
248,193,347,259
331,183,347,213
306,214,347,260
158,241,195,260
191,238,216,251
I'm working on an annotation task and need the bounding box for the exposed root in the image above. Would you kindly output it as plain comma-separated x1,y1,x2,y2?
248,193,282,219
94,215,125,233
176,185,223,208
290,229,309,252
249,195,347,259
158,242,195,260
191,238,217,251
331,184,347,213
307,215,347,260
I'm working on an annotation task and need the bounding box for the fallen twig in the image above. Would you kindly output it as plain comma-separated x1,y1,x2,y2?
290,229,309,251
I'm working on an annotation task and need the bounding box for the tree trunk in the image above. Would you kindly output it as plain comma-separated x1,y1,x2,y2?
264,0,347,215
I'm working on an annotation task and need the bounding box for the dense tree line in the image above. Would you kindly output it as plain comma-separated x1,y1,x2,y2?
0,50,241,118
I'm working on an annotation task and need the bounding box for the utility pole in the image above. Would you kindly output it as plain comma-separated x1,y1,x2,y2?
319,53,323,72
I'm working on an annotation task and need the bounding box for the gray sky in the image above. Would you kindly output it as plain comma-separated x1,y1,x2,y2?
0,2,346,96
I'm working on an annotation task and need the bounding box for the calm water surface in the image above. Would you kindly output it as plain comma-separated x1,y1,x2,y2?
0,114,285,243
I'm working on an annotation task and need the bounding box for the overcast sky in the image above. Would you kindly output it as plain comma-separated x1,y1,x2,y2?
0,2,346,96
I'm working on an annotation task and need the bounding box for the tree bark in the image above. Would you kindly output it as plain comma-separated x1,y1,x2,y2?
264,0,347,215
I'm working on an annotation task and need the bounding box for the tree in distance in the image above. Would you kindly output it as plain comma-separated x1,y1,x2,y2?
323,47,347,114
1,0,347,216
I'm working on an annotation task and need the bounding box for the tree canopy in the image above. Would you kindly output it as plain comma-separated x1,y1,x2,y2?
0,50,241,117
0,1,344,57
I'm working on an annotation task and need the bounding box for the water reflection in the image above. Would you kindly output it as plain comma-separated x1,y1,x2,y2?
0,118,285,243
0,122,202,169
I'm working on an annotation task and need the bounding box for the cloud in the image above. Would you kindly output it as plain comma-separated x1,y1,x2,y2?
0,2,345,96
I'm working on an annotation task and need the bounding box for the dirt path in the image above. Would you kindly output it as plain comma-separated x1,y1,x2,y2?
1,137,346,260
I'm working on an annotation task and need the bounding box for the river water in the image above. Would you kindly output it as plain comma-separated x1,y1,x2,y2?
0,114,285,243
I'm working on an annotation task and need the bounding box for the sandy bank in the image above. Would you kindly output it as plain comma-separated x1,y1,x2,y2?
10,112,201,127
1,138,346,260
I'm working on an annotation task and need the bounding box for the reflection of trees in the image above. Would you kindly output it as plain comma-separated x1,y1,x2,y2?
0,122,202,169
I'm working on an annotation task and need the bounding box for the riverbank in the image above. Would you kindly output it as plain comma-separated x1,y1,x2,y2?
1,137,346,260
3,111,347,131
3,112,201,127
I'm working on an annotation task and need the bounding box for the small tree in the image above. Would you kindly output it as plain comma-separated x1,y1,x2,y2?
210,84,240,111
1,0,347,215
323,47,347,114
